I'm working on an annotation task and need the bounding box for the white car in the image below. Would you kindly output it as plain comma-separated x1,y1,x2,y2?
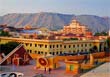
0,72,24,77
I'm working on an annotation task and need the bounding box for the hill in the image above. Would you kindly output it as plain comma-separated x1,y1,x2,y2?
0,12,109,33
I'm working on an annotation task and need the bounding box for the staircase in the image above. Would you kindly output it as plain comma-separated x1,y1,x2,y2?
0,44,23,65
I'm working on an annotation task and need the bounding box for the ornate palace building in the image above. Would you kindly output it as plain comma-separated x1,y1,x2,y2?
62,19,92,38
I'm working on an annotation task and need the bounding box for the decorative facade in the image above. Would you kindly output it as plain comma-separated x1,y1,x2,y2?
62,19,92,38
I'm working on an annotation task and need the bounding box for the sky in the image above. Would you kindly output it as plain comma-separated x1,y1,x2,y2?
0,0,109,16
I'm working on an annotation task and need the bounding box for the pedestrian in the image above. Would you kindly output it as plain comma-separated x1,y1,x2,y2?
48,68,52,74
95,60,98,65
44,67,46,73
12,64,16,71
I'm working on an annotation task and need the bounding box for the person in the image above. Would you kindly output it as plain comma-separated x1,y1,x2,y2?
95,60,98,65
12,64,16,71
44,67,46,73
48,68,52,74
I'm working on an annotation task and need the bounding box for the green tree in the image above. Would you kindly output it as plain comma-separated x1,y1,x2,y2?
0,30,10,36
89,45,98,53
94,32,100,36
0,41,19,55
101,32,108,36
94,32,108,36
106,38,110,47
70,38,78,40
63,38,78,41
63,38,70,41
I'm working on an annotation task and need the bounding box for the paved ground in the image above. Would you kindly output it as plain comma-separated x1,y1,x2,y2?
0,62,109,77
0,66,78,77
0,62,79,77
81,62,110,77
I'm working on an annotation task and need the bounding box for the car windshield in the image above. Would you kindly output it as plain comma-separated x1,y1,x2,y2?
1,74,7,77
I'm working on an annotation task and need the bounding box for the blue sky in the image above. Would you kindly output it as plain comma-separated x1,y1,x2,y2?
0,0,109,16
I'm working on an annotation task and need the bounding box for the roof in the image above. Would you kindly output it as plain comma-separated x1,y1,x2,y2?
21,30,42,34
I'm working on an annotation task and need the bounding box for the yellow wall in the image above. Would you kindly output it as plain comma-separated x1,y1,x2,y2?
0,37,105,55
65,61,80,74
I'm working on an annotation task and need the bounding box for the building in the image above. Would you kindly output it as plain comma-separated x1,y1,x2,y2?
20,29,42,39
0,37,105,56
61,19,93,39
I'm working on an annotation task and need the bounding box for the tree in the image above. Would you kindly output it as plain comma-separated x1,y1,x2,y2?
37,35,46,39
63,38,78,41
89,46,98,53
94,32,100,36
70,38,78,40
106,37,110,47
63,38,70,41
0,30,10,36
94,32,108,36
93,46,98,52
0,42,19,55
101,32,108,36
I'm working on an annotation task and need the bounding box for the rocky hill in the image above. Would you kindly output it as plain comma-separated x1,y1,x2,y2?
0,12,109,33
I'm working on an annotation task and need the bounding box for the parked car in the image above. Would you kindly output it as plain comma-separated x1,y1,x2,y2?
0,72,24,77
